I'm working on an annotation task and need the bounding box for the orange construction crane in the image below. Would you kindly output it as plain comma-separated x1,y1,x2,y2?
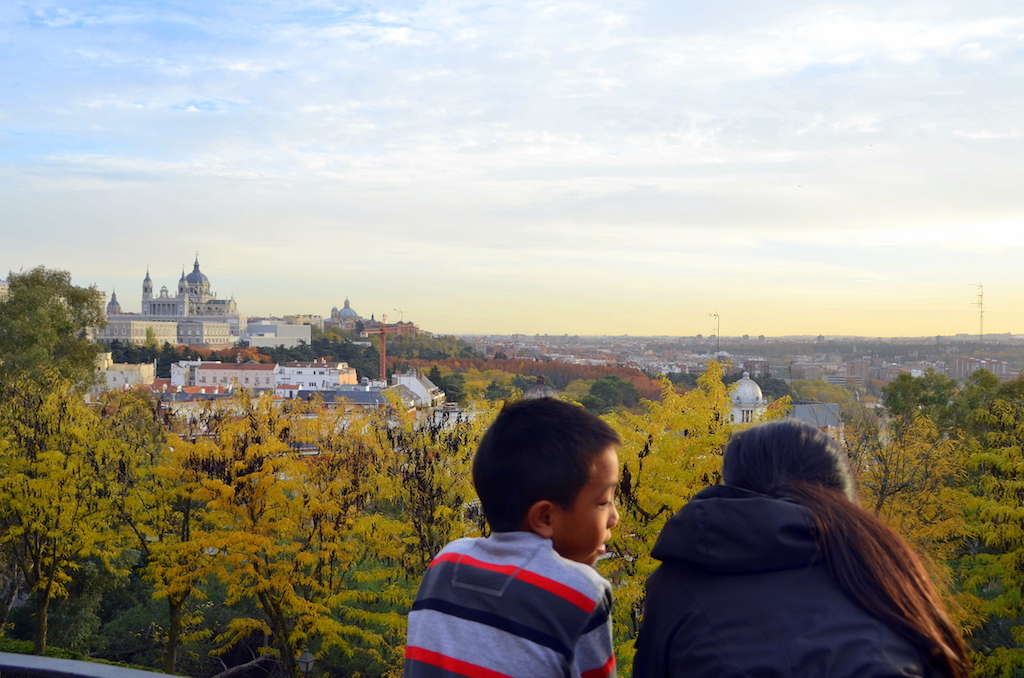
379,313,387,384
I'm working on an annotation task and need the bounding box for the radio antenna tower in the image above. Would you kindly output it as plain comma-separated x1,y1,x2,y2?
970,283,983,350
709,312,720,353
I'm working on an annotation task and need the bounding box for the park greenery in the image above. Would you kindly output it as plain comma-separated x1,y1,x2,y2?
8,268,1024,677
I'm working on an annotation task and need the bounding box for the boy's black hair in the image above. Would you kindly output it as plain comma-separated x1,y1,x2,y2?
472,397,621,532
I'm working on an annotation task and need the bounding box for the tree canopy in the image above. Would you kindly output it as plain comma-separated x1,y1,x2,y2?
0,267,105,384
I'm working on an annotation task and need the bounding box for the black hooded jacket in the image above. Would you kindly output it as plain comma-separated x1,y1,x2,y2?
632,484,928,678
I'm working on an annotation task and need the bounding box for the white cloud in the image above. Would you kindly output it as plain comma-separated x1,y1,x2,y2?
2,0,1024,334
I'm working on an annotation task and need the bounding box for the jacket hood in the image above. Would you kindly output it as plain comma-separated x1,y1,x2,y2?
651,484,823,573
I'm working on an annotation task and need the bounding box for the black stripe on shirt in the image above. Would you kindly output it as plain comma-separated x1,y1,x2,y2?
580,588,612,635
412,597,572,660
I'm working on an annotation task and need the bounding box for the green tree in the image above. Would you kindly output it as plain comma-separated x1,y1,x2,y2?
427,365,466,405
0,267,106,384
588,376,640,411
962,378,1024,675
882,369,959,430
483,380,511,401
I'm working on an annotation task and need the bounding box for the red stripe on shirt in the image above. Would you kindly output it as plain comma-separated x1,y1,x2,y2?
406,645,516,678
430,552,597,613
580,655,617,678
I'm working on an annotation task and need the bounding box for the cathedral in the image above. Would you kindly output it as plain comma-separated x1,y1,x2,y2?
98,257,243,347
141,256,240,328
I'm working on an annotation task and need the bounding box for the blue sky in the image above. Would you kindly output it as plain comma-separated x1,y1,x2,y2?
2,0,1023,336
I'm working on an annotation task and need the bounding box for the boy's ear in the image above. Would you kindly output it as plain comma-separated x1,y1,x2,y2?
524,499,557,539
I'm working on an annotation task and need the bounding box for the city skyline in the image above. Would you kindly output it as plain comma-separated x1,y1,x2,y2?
3,1,1023,337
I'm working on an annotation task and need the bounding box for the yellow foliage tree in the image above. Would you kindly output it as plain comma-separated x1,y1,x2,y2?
0,373,125,654
848,411,970,560
600,363,734,669
90,389,212,675
179,393,392,678
370,398,499,577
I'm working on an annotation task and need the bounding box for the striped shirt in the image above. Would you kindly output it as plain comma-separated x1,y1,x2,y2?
405,531,616,678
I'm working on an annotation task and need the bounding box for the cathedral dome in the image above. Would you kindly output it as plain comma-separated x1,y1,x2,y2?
107,291,122,315
338,298,359,318
730,372,764,406
185,258,209,285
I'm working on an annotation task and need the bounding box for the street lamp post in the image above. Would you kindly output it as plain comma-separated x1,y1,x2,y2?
296,650,316,675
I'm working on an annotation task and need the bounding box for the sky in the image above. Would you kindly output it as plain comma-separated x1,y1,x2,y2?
2,0,1023,337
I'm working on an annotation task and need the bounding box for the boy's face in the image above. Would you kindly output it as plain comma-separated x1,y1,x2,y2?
549,445,620,567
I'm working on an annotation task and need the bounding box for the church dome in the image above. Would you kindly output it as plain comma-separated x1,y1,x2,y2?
185,258,209,285
730,372,764,406
106,291,122,315
338,298,359,318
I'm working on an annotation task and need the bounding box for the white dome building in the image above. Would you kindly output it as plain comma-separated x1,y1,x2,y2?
730,372,767,424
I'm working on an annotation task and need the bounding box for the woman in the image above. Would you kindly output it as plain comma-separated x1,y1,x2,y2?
632,419,969,678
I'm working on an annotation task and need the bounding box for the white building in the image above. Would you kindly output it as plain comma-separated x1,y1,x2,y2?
97,318,179,346
195,362,280,389
391,371,445,408
283,314,324,332
244,320,312,349
729,372,767,423
177,320,233,346
280,359,358,390
95,353,156,392
171,360,223,387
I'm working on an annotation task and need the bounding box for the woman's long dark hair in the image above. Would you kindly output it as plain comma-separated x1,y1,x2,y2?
723,419,970,678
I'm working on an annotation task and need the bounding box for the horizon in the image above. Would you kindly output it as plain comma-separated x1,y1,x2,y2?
3,1,1023,337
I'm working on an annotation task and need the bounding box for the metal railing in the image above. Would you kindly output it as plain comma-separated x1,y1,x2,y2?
0,652,181,678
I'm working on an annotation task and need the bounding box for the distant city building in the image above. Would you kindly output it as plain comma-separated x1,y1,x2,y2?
743,359,770,379
283,314,324,332
362,319,419,338
952,356,1011,380
849,359,871,384
94,353,156,393
97,319,179,346
326,298,362,332
391,371,445,407
790,403,846,446
196,362,280,389
729,372,767,423
281,359,358,390
101,256,244,347
106,290,122,315
244,320,312,349
170,359,222,387
0,277,8,300
177,320,232,346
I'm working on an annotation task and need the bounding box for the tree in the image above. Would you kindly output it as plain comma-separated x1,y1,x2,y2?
373,397,499,575
882,369,959,430
181,393,406,678
600,362,736,667
96,392,215,675
426,366,466,404
0,267,106,385
587,376,640,412
845,409,972,597
483,380,511,401
0,373,125,654
961,378,1024,675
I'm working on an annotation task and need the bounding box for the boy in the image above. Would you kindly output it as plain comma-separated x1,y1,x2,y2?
404,397,621,678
